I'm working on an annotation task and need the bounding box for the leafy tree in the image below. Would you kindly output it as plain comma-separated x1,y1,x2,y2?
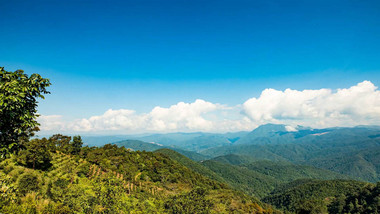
0,67,51,158
71,135,83,155
49,134,71,153
16,138,52,170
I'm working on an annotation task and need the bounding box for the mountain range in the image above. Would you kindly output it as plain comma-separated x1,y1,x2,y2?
93,124,380,183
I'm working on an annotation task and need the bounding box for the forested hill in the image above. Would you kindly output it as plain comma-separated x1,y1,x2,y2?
111,131,248,152
263,179,378,213
84,125,380,183
153,149,350,199
78,124,380,183
114,139,210,161
154,148,225,183
0,136,278,213
200,125,380,182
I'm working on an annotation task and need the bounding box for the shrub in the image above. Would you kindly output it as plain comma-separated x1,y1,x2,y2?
17,171,40,195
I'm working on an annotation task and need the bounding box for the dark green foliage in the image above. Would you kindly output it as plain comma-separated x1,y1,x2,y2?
156,148,347,203
212,154,259,165
49,134,85,155
308,147,380,182
202,160,278,198
201,126,380,182
202,156,349,199
294,199,328,214
169,148,210,161
71,135,83,155
165,187,213,214
263,179,368,212
17,171,40,195
328,182,380,214
49,134,72,153
0,67,51,158
243,161,349,182
16,138,52,170
154,148,226,183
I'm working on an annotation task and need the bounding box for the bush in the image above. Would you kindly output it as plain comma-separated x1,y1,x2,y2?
165,187,213,214
17,171,40,195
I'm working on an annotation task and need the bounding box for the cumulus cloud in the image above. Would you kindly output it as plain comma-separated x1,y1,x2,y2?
40,99,253,134
242,81,380,128
38,115,65,132
38,81,380,134
67,109,139,132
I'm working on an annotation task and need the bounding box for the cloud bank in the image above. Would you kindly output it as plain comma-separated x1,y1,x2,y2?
243,81,380,127
39,81,380,134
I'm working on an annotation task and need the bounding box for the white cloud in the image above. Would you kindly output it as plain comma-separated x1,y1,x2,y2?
67,109,140,132
148,99,218,131
38,81,380,134
285,125,297,132
38,115,65,132
242,81,380,128
40,99,253,134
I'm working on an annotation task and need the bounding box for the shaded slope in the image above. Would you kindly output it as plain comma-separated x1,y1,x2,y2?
154,148,225,183
201,154,350,199
263,179,370,213
201,126,380,182
201,160,279,198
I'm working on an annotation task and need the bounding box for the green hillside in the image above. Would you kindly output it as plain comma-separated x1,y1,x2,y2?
201,157,349,199
0,141,277,213
328,182,380,214
244,161,350,182
153,150,353,200
307,147,380,182
131,132,248,152
201,160,279,198
263,179,371,213
212,154,259,165
114,139,163,151
154,148,225,183
114,139,210,161
201,126,380,182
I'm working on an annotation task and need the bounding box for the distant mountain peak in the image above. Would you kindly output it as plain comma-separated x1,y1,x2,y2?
253,124,288,133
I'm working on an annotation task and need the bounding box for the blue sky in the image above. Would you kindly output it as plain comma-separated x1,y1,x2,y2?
1,0,380,134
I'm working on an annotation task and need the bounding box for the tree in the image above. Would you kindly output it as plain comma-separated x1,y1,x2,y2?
49,134,71,153
0,67,51,158
71,135,83,155
16,138,52,170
